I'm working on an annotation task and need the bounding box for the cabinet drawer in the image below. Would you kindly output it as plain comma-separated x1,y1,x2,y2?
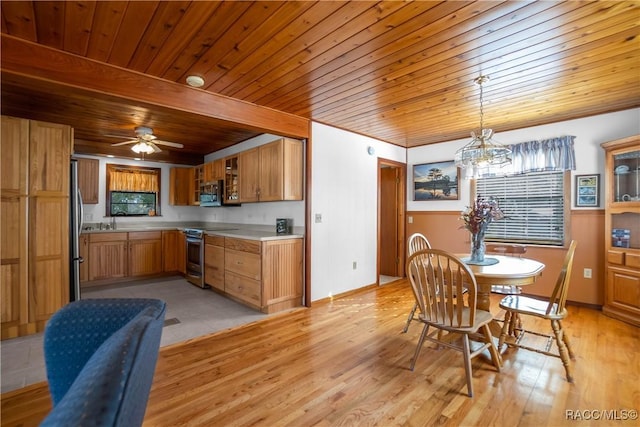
89,232,128,243
128,231,162,240
627,253,640,269
225,237,261,254
225,249,261,280
225,271,261,306
205,235,225,246
608,250,625,265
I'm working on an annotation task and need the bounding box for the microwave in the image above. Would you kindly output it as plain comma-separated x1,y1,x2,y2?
200,180,223,207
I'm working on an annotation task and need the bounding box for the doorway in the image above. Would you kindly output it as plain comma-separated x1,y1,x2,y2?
378,159,406,284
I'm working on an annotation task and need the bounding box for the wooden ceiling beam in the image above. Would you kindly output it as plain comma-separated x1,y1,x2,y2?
0,34,310,140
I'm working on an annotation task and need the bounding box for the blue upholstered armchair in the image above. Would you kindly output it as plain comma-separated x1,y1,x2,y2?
41,298,166,427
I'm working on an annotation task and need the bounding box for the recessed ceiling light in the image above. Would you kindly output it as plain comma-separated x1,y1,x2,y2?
186,75,205,88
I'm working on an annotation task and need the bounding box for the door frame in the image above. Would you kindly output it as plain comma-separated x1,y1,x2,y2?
377,158,407,283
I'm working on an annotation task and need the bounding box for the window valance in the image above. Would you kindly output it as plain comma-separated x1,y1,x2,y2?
109,168,159,193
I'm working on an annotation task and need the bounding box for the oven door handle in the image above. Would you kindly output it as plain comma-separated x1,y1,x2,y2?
186,237,203,244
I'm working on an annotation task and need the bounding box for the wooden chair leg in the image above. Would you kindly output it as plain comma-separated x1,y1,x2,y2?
410,323,429,371
461,334,474,397
558,320,576,360
481,324,502,369
498,311,511,350
551,320,574,383
403,302,418,333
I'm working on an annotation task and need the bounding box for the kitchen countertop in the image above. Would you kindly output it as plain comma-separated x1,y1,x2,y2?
81,223,303,241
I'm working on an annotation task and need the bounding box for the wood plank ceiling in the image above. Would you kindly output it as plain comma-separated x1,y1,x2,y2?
1,1,639,164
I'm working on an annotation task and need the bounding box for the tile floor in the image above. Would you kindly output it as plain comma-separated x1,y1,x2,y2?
0,276,270,394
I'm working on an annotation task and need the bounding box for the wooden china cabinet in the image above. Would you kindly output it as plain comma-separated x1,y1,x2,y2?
601,135,640,326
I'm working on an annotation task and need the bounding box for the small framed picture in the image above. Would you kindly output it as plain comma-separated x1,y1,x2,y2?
413,160,459,201
575,174,600,207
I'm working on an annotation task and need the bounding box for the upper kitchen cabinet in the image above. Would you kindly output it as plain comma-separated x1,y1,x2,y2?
1,116,72,340
169,167,193,206
239,138,303,203
203,159,225,183
77,158,99,204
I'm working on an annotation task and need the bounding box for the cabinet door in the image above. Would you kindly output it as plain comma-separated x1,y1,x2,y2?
169,167,192,206
239,147,260,203
77,158,99,204
605,267,640,324
0,195,28,338
1,116,29,196
203,161,214,183
213,158,225,181
29,120,72,196
129,232,163,277
205,243,225,291
178,231,186,274
258,140,284,202
29,196,69,323
162,230,180,272
89,240,128,281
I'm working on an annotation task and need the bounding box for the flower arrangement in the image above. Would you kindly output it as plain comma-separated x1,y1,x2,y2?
460,196,504,263
460,196,505,235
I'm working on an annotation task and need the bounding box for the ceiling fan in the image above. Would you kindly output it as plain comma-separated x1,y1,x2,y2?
110,126,184,154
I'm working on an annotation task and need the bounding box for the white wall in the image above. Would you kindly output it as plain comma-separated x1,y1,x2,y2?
309,122,406,301
407,108,640,213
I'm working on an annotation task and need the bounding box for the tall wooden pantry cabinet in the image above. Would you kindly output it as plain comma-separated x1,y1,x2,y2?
1,116,73,339
601,135,640,326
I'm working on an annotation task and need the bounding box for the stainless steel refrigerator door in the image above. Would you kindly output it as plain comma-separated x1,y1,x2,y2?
70,159,83,301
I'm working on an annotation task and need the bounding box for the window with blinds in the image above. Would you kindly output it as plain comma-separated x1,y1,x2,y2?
476,171,567,246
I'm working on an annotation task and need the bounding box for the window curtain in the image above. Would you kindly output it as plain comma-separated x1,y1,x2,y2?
109,169,159,192
470,135,576,178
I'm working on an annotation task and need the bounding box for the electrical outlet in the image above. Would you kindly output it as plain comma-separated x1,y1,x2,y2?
315,213,322,223
352,261,357,270
583,268,592,279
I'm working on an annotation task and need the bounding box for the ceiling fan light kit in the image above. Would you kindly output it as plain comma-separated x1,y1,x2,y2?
454,75,512,178
131,141,156,154
110,126,184,155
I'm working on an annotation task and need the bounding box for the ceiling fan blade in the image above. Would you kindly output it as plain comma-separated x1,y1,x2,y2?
150,142,162,153
111,139,138,146
154,139,184,148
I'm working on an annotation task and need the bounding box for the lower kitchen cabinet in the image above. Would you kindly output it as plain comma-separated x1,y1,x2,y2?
129,231,163,277
204,235,225,291
162,230,185,273
221,236,302,313
88,233,129,281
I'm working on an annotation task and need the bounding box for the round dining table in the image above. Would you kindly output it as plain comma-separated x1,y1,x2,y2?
459,254,546,312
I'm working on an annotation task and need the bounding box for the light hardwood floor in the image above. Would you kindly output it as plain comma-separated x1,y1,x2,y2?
2,280,639,426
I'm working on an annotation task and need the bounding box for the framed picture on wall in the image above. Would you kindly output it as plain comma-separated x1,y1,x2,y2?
575,174,600,207
413,160,460,201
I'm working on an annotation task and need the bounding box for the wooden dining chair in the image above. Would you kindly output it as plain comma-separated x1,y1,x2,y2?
402,233,432,333
486,243,527,295
498,240,578,382
406,249,501,397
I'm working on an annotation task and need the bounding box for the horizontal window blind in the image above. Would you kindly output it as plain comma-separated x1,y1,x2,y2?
476,171,565,245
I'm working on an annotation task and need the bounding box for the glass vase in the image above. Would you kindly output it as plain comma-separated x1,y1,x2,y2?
469,231,486,263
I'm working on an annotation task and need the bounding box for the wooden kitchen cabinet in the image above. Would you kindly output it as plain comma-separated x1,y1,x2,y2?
129,231,163,277
162,230,184,273
238,138,303,203
222,236,302,313
169,167,193,206
191,164,203,205
224,156,240,204
203,159,225,183
1,116,72,339
205,235,225,291
88,233,129,281
601,135,640,326
77,158,99,204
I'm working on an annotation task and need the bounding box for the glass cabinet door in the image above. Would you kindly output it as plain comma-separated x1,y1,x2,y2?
613,149,640,202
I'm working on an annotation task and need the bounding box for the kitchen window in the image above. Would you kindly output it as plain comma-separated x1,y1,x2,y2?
106,164,161,216
475,170,570,246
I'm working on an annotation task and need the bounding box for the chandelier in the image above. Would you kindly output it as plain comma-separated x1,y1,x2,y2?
454,75,512,177
131,141,155,154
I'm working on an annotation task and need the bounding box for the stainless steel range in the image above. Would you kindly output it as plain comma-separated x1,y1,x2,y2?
184,228,206,288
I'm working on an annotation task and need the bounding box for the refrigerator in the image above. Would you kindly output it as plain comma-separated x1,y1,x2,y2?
70,159,84,301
